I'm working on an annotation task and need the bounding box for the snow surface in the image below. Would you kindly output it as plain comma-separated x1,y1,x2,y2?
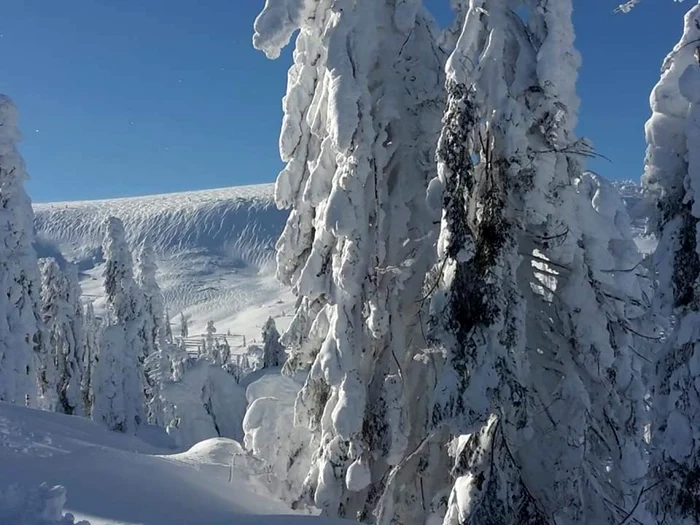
33,184,294,340
0,401,350,525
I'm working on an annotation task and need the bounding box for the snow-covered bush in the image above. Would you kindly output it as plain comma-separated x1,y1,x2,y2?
0,483,89,525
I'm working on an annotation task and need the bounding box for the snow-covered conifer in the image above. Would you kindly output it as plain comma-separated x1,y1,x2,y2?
81,301,99,417
179,313,189,340
205,320,217,359
261,317,285,369
643,4,700,522
39,259,86,415
135,241,169,423
217,337,230,366
135,242,164,358
0,95,44,407
426,2,649,524
164,310,173,345
92,217,146,433
255,0,446,519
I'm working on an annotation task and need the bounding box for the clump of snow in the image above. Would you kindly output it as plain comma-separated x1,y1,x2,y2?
0,483,89,525
344,458,371,493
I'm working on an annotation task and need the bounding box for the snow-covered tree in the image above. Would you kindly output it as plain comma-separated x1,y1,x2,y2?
205,320,217,358
135,242,164,359
0,94,44,407
179,313,189,340
81,301,99,417
642,4,700,522
217,337,231,366
39,259,86,415
164,310,173,345
425,2,649,524
261,317,285,369
92,217,146,433
135,241,169,423
254,0,447,520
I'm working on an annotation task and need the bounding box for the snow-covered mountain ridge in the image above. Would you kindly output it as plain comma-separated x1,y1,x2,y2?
34,184,283,261
33,184,292,337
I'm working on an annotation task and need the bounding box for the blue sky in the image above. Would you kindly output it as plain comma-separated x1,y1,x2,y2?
0,1,691,202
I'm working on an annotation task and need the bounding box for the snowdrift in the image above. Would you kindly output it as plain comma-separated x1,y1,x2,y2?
0,402,349,525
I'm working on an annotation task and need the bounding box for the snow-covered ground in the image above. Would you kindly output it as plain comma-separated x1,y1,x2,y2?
33,184,294,342
0,402,348,525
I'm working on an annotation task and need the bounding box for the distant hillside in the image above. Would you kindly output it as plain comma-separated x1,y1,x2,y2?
33,184,292,338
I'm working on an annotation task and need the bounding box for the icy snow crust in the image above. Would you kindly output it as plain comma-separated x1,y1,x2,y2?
33,184,291,335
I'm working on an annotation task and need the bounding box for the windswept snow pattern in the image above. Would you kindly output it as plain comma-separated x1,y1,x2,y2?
33,184,291,336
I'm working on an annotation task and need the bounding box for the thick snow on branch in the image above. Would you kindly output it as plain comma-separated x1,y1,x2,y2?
429,2,649,523
253,0,314,59
615,0,686,14
644,4,700,522
255,0,447,521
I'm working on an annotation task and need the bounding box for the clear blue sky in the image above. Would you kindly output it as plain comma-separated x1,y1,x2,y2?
0,0,691,202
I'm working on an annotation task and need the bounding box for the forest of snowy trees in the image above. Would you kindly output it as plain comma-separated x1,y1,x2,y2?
248,0,700,523
3,0,700,524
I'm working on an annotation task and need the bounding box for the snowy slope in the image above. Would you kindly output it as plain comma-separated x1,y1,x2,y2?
33,184,293,339
0,402,349,525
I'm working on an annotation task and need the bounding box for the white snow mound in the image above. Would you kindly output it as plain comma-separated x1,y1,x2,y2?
0,402,350,525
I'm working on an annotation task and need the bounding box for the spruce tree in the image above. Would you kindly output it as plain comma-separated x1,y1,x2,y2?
254,0,447,519
0,95,44,407
92,217,146,433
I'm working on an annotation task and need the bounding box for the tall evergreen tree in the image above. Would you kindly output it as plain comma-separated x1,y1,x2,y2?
135,241,168,423
0,94,44,407
179,313,189,340
643,4,700,522
427,2,649,523
92,217,146,433
81,301,99,417
39,259,86,415
261,317,285,369
135,242,165,356
164,310,173,345
254,0,447,520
